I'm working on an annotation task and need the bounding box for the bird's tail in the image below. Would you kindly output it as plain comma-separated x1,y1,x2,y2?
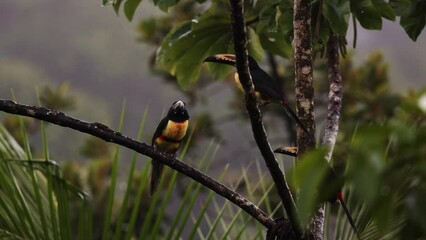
280,100,315,143
150,160,164,197
337,192,361,240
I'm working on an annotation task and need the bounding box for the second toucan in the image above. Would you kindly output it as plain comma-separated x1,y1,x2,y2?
150,100,189,196
203,54,314,143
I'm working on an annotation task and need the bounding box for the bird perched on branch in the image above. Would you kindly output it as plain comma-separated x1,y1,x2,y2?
150,100,189,196
203,54,314,143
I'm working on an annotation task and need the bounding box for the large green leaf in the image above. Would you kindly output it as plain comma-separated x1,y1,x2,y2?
113,0,124,14
256,1,280,33
124,0,143,21
259,32,292,58
158,18,231,89
372,0,396,21
277,1,294,38
205,34,234,80
323,0,351,35
154,0,178,12
247,27,265,60
256,0,293,42
350,0,383,29
399,0,426,41
287,149,333,226
388,0,411,15
157,2,267,89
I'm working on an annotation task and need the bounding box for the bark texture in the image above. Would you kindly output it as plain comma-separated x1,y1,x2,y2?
293,0,316,154
323,34,342,161
311,33,344,240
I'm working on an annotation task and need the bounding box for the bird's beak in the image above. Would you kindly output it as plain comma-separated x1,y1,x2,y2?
273,146,298,157
203,54,236,67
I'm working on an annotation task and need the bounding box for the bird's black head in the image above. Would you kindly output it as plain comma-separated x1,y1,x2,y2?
203,54,260,70
167,100,190,122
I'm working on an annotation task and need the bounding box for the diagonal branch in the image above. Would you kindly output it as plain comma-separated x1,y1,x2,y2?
228,0,304,238
0,99,275,229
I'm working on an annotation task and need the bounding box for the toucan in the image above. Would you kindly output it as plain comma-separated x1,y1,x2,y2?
150,100,189,196
203,54,315,143
274,147,361,239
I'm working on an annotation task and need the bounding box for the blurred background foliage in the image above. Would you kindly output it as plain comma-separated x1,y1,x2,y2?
0,0,425,239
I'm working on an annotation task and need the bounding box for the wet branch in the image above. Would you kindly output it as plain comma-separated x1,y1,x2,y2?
228,0,304,238
0,99,275,229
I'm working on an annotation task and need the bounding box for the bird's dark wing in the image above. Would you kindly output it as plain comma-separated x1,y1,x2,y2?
150,116,168,196
152,117,168,145
251,68,284,101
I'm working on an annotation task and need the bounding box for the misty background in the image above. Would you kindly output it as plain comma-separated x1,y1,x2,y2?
1,0,425,175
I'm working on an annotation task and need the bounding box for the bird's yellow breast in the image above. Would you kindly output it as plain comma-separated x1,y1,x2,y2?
154,120,188,152
234,72,261,99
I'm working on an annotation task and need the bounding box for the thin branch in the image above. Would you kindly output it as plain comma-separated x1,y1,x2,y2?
311,33,344,240
228,0,304,238
352,15,357,49
0,99,275,229
323,33,343,161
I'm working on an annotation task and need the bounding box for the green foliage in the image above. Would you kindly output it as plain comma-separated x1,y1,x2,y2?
339,52,401,126
288,149,330,226
350,0,384,30
157,13,233,90
372,0,396,21
255,0,294,58
398,0,426,41
0,125,91,240
323,0,351,35
289,95,425,239
109,0,425,90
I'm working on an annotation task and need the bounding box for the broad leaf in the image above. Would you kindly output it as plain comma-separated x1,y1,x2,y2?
247,28,265,60
388,0,411,15
399,0,426,41
323,0,350,35
372,0,396,21
124,0,143,21
346,126,388,204
157,0,268,89
350,0,383,30
113,0,124,14
256,0,293,42
206,34,234,80
154,0,178,12
259,32,292,58
157,16,232,89
256,1,280,33
288,149,335,226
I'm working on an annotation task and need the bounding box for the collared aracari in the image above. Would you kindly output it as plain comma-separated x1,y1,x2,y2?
274,147,361,239
203,54,314,143
150,100,189,196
